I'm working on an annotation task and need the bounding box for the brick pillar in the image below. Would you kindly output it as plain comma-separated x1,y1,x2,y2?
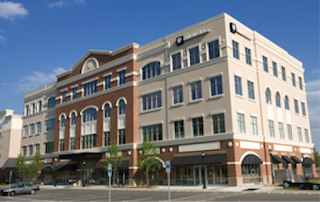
75,113,82,150
96,108,103,147
129,148,138,186
64,116,70,151
227,164,242,186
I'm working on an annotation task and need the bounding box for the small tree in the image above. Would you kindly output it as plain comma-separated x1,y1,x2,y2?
137,139,160,186
104,141,122,185
15,154,26,182
314,147,320,168
29,151,42,183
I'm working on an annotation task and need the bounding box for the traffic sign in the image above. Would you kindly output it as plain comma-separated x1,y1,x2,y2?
108,163,112,177
165,161,170,173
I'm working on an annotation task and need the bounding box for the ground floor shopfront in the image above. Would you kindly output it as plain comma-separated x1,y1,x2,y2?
38,140,316,187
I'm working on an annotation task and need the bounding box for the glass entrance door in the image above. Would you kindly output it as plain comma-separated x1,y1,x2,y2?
194,166,202,185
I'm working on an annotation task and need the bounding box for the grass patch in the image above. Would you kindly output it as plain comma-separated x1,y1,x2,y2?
309,179,320,184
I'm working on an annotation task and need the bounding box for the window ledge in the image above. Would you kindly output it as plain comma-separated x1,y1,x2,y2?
248,98,256,103
22,136,27,139
235,94,244,99
141,107,163,114
35,133,40,136
172,102,184,107
29,134,34,137
209,94,224,99
190,98,203,103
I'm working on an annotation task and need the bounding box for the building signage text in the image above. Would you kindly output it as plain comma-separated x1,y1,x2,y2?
230,23,251,40
176,29,210,46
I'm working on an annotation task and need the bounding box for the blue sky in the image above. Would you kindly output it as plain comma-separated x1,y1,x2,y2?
0,0,319,150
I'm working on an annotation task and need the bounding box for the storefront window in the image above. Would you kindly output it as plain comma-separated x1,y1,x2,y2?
242,164,261,184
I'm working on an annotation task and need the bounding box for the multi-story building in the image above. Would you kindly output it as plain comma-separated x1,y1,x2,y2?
21,13,316,187
0,109,23,182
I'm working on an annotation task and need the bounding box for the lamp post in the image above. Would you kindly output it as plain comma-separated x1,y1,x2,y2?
83,160,86,187
301,153,306,180
202,151,206,189
54,163,57,187
269,149,274,184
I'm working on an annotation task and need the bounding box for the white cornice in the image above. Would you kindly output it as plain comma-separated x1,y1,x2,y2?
137,42,170,61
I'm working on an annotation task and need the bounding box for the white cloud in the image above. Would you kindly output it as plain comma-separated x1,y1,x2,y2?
74,0,85,4
306,79,320,91
48,1,65,9
16,67,67,92
0,1,28,21
0,34,6,43
311,69,319,74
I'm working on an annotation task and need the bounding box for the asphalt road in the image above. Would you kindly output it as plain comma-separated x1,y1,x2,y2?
0,188,319,201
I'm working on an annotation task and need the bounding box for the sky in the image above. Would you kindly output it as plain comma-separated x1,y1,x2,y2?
0,0,319,151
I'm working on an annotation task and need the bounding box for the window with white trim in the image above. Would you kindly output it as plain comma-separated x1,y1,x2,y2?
281,66,286,81
299,77,303,90
189,46,200,66
36,122,41,134
287,124,293,140
71,112,76,125
22,146,27,156
118,129,125,145
237,113,245,133
174,120,184,139
118,99,126,115
250,116,258,135
84,80,97,96
278,122,284,139
232,41,239,59
192,117,203,137
30,123,35,135
119,70,126,85
105,75,111,89
234,76,242,96
45,142,54,154
212,113,225,134
297,127,302,142
172,53,181,71
83,108,97,122
104,132,110,146
273,62,278,77
142,62,161,80
28,145,33,156
46,119,55,131
104,103,111,118
190,81,202,101
70,138,75,150
301,102,306,116
142,91,162,111
172,86,183,104
210,75,223,96
245,47,251,65
247,81,255,100
72,87,77,100
263,56,268,72
38,100,42,112
62,91,66,103
294,99,299,114
276,92,281,108
48,97,56,108
291,73,296,87
265,88,271,104
268,120,275,137
142,124,162,142
304,129,309,143
284,96,290,110
82,134,96,149
208,40,220,60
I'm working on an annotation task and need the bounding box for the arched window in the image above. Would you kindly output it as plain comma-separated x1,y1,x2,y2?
119,100,126,115
83,108,97,123
104,103,111,118
142,62,161,80
265,88,271,105
284,96,290,110
61,116,65,127
275,92,281,108
71,112,76,125
48,97,56,108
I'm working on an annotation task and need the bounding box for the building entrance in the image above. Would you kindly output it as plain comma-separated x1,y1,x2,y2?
83,169,95,185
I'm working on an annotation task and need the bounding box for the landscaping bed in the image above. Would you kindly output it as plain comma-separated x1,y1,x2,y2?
283,180,320,190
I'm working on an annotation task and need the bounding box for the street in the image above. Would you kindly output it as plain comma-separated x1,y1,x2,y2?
0,188,319,201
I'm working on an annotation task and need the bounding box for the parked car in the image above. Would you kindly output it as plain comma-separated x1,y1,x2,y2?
0,182,40,196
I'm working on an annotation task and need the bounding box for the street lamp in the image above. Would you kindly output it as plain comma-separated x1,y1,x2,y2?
83,160,86,187
302,153,306,180
269,149,274,184
54,163,57,187
202,151,206,189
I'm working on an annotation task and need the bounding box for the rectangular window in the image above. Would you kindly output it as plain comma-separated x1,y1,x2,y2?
72,87,77,100
32,103,36,114
26,105,29,116
45,142,54,154
304,129,309,143
245,48,251,65
278,122,284,139
287,124,293,140
297,127,302,142
190,81,202,101
299,77,303,90
59,139,64,152
36,122,41,134
294,99,299,114
268,120,275,137
235,76,242,96
232,41,239,59
35,144,40,153
237,113,245,133
105,75,111,89
30,124,35,135
192,117,203,137
263,56,268,72
172,53,181,71
189,46,200,66
23,125,28,137
62,91,66,103
119,70,126,85
119,129,125,145
301,102,306,116
273,62,278,77
212,113,225,134
22,146,27,156
142,91,162,111
28,145,33,156
174,120,184,139
82,134,96,149
46,119,55,132
70,137,75,151
173,86,183,104
208,40,220,60
210,75,223,97
292,73,296,86
250,116,258,135
38,100,42,112
247,81,255,100
281,67,286,81
142,124,163,142
84,80,97,96
104,132,110,146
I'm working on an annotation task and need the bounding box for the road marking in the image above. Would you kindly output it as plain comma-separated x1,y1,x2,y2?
223,191,226,193
268,192,270,194
281,192,283,194
244,191,247,193
112,196,131,200
194,190,197,193
309,193,312,195
123,197,152,201
213,190,216,193
256,191,259,194
295,192,297,195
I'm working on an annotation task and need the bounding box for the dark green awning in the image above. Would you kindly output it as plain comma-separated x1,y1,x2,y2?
171,154,226,166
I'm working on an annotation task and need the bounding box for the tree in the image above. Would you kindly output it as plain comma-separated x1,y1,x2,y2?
15,154,26,182
104,141,122,185
314,147,320,168
29,151,42,183
136,139,161,185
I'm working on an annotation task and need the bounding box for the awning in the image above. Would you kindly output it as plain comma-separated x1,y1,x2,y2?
270,155,286,164
95,160,129,170
41,165,53,172
242,155,263,164
303,157,315,164
291,156,302,164
59,152,102,160
282,156,295,164
171,154,226,166
53,163,77,171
